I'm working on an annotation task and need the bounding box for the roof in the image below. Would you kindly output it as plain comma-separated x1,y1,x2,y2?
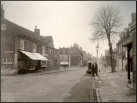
4,19,47,43
44,36,53,42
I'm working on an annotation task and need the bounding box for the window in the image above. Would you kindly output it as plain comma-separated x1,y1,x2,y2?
42,46,45,54
49,49,51,54
1,57,13,64
27,42,30,51
54,50,56,54
1,24,6,30
20,40,24,50
33,44,36,52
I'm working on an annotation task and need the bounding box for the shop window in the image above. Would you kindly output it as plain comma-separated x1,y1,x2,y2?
20,39,24,50
1,57,13,64
41,61,47,67
33,44,36,52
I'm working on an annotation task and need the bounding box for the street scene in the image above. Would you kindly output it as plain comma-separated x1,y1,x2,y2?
1,1,136,102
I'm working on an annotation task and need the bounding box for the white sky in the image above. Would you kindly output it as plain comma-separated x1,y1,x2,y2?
1,1,136,57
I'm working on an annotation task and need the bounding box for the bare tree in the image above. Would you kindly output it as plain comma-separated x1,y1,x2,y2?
90,5,122,72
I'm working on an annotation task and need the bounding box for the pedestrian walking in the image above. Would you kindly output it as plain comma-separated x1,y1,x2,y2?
92,62,98,78
91,63,95,78
94,62,98,76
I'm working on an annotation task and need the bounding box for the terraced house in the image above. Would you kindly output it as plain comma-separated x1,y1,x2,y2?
1,5,59,75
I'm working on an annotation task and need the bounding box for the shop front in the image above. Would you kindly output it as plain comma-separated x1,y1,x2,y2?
123,35,132,84
18,50,48,74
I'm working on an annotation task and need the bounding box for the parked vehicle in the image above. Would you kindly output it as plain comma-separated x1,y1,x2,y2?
86,62,92,75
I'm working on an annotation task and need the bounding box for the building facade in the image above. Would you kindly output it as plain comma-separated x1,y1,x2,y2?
59,43,86,67
70,43,83,67
1,5,59,75
128,12,136,90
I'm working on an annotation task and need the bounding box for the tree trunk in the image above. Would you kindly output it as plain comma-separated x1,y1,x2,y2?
110,48,115,72
107,33,115,72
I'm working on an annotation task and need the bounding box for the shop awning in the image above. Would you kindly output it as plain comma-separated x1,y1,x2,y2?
20,50,48,61
20,50,38,60
123,42,132,47
33,53,48,61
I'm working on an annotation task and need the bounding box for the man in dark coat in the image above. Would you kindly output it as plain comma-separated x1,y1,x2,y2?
94,62,98,76
92,62,98,77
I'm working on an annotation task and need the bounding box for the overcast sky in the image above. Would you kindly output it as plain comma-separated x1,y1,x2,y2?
1,1,136,57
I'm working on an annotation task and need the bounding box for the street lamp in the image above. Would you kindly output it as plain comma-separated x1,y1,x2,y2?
96,44,99,58
96,44,99,65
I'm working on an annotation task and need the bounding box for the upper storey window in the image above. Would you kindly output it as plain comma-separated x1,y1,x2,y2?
42,46,45,54
1,24,6,30
33,44,36,52
20,39,24,50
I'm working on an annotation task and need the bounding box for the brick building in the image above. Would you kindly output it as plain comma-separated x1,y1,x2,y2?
70,43,83,67
1,5,59,75
59,43,85,67
117,29,130,71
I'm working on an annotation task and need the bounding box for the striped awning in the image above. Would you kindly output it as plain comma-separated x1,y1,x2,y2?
20,50,48,61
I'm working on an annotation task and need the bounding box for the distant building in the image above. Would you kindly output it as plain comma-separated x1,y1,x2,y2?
59,43,85,67
59,47,71,67
70,43,83,67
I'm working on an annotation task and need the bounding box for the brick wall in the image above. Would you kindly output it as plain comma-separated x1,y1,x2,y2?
1,21,15,70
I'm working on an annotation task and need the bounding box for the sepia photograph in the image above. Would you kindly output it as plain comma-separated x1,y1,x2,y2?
1,1,136,102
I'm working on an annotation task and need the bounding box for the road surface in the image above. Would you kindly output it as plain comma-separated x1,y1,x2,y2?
1,67,91,102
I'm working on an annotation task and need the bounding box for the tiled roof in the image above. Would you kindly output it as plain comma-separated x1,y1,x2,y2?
4,19,47,43
44,36,53,42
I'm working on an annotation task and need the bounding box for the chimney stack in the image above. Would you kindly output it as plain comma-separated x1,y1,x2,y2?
34,25,40,36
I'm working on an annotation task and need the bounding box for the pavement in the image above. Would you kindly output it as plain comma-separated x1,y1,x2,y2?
90,65,136,102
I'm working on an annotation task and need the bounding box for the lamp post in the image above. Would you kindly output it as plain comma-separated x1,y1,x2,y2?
68,49,72,67
96,44,99,63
